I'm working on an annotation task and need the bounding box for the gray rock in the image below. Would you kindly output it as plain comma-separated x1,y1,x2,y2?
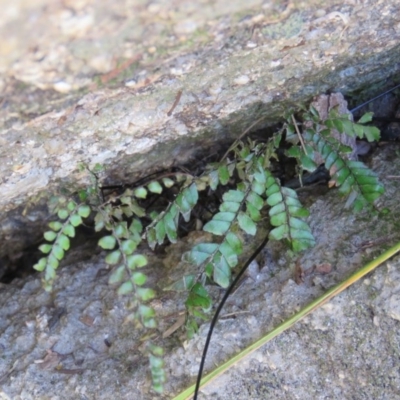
1,0,400,261
0,143,400,399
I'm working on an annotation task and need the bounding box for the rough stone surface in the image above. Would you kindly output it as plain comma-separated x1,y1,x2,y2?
1,143,400,399
2,1,400,398
2,0,400,260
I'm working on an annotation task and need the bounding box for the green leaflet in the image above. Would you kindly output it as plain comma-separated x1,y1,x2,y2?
109,265,125,284
155,218,166,245
164,207,178,243
148,181,163,194
185,243,219,265
222,190,245,203
237,212,257,235
39,244,52,254
186,283,212,310
225,232,243,255
176,183,198,221
58,209,69,219
105,250,121,265
118,281,133,295
120,239,137,255
134,187,147,198
203,211,235,235
220,201,241,212
163,275,196,291
44,231,57,241
48,221,62,231
132,272,147,286
70,214,83,227
98,235,117,250
219,240,238,268
208,169,220,190
126,254,148,269
212,251,231,288
203,220,231,235
78,205,91,218
58,235,70,251
137,288,156,301
218,164,230,185
62,224,75,238
114,222,129,238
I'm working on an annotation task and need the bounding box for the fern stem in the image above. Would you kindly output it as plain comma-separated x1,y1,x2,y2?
291,114,308,155
220,115,267,162
192,232,270,400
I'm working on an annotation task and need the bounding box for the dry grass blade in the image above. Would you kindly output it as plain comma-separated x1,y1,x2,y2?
163,313,186,338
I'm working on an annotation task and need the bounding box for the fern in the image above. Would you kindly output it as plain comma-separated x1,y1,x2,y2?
34,171,168,393
296,107,384,211
33,199,90,291
32,98,386,393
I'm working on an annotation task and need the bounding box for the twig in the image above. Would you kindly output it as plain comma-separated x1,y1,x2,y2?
291,114,307,154
167,90,183,116
350,82,400,113
220,115,267,162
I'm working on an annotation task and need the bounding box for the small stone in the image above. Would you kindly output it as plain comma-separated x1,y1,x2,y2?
386,294,400,321
174,20,198,35
246,42,257,48
233,75,250,85
53,81,72,93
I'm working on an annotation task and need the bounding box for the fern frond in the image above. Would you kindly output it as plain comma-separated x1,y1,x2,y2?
204,160,236,190
33,199,91,291
94,186,166,392
146,182,198,249
325,109,381,142
147,342,166,394
184,169,267,290
303,129,384,210
265,170,315,252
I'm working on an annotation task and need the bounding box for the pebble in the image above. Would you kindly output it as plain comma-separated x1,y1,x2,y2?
233,75,250,85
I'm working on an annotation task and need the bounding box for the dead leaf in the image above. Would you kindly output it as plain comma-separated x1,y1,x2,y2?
79,314,95,327
57,115,67,125
315,263,332,274
55,368,84,375
162,313,186,338
294,258,304,285
99,54,142,85
35,349,62,370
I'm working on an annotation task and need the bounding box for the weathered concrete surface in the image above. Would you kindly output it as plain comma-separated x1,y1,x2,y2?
1,0,400,260
0,143,399,399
